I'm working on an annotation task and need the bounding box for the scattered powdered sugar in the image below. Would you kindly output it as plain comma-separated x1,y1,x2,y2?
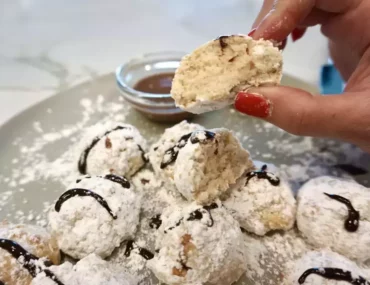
33,121,43,133
2,97,129,187
0,191,13,211
0,95,136,226
267,136,314,156
0,89,369,285
266,134,370,191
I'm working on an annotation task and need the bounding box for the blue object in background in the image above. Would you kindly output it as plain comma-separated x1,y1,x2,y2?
320,63,344,95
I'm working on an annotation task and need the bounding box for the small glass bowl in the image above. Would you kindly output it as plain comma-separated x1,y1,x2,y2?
116,51,194,123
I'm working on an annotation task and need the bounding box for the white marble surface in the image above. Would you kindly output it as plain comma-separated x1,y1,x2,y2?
0,0,328,125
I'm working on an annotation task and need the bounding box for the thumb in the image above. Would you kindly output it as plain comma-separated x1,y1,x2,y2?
234,86,356,139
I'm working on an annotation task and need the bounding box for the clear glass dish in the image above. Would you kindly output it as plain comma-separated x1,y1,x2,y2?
115,51,194,123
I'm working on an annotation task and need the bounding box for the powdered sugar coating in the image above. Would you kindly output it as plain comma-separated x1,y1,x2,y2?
80,122,147,178
48,175,141,259
174,128,253,204
32,254,138,285
285,250,370,285
224,171,296,236
109,239,158,285
148,120,204,190
32,262,76,285
297,176,370,263
109,169,189,284
148,202,247,285
0,222,60,285
131,168,187,217
75,254,138,284
243,230,311,284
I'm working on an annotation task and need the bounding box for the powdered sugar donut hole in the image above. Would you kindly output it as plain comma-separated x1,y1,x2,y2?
48,174,141,259
148,202,247,285
78,122,148,178
148,120,204,191
297,176,370,263
224,165,296,236
174,128,253,204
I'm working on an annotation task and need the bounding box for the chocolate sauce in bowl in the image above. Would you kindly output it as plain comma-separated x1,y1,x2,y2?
133,73,175,94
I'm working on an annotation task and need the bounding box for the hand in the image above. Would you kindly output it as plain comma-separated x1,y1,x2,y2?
234,0,370,153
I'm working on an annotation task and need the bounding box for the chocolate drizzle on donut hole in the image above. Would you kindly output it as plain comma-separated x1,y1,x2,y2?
78,125,147,175
0,239,64,285
245,164,280,186
55,188,117,220
160,130,215,169
216,35,229,50
324,193,360,232
298,267,370,285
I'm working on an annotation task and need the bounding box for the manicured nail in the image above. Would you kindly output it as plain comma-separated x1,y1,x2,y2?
291,27,307,42
248,28,256,37
279,38,287,50
271,38,287,50
234,91,271,118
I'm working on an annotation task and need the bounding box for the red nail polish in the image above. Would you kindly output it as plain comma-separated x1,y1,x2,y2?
248,28,256,37
234,92,271,118
279,38,287,50
291,27,307,42
272,38,287,50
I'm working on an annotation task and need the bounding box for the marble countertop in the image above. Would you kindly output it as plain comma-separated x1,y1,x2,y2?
0,0,328,125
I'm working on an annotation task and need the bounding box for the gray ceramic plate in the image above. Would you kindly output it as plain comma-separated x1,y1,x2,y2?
0,73,369,284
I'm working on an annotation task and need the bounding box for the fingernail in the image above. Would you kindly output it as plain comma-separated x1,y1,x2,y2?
278,38,287,50
291,27,307,42
271,38,287,50
234,91,271,118
248,28,256,37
